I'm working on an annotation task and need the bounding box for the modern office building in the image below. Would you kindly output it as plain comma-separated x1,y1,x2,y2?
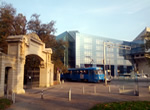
124,27,150,75
57,31,133,77
57,27,150,77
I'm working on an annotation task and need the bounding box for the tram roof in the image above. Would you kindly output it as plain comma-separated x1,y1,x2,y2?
68,67,103,71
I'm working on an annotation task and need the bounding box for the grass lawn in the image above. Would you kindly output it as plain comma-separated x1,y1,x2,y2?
0,98,12,110
90,101,150,110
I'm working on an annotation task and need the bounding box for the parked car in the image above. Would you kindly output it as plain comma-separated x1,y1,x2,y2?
136,74,147,78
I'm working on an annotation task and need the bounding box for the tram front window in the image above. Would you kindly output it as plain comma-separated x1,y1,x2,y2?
94,70,100,74
95,70,103,74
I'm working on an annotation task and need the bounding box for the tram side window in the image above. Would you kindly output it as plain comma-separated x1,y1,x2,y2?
80,70,83,74
69,70,72,74
75,70,79,74
83,70,88,74
72,70,75,74
89,70,93,74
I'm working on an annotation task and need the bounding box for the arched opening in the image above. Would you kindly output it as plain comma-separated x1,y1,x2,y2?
24,55,42,88
4,67,12,94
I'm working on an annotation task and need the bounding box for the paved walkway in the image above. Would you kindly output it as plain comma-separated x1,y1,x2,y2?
7,81,150,110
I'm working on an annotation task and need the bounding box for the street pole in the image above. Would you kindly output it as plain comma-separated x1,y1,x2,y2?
103,42,107,86
103,41,131,86
109,59,111,78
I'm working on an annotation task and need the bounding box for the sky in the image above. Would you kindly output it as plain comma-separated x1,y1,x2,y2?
1,0,150,41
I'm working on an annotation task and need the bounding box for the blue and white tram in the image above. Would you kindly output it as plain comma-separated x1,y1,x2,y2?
61,67,105,82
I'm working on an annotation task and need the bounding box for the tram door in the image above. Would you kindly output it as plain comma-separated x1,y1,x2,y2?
88,70,94,82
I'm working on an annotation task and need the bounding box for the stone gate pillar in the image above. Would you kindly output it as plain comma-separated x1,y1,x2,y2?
7,36,26,94
13,59,25,94
39,61,54,87
0,53,5,96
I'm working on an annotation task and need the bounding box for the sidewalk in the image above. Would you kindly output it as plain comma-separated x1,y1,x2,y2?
7,81,150,110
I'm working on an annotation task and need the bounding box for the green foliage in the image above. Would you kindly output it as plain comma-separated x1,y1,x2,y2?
0,98,12,110
0,2,27,53
27,14,56,47
52,39,68,73
0,3,68,73
27,14,68,73
90,101,150,110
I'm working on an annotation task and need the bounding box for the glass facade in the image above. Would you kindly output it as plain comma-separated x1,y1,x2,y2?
57,31,133,76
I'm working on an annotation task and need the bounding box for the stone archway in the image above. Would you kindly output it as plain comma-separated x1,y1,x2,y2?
0,33,54,97
24,54,43,88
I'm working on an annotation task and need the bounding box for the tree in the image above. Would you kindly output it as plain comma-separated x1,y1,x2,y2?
0,3,68,74
51,39,68,73
27,14,68,73
0,2,27,53
27,14,56,47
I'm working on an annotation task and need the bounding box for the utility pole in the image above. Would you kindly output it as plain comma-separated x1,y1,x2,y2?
103,41,131,86
103,42,107,86
109,59,111,78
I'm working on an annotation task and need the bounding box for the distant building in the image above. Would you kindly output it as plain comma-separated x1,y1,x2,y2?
57,27,150,76
57,31,133,77
125,27,150,75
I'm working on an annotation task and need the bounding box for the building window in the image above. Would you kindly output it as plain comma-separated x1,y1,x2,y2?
107,53,114,57
96,59,103,64
84,51,92,56
84,57,91,63
84,44,92,50
96,52,103,57
96,40,103,45
107,48,114,52
84,38,92,43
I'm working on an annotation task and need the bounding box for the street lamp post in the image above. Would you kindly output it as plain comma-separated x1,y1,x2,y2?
103,42,107,86
103,41,131,86
109,59,111,78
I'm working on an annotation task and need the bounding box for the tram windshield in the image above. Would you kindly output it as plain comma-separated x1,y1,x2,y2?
94,70,103,74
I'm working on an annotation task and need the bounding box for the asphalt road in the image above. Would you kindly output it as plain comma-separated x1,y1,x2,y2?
7,80,150,110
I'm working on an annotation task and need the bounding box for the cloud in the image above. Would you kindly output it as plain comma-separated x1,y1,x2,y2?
86,6,120,15
124,0,150,14
85,0,150,15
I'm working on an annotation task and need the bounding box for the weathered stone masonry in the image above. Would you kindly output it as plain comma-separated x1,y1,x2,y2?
0,33,54,97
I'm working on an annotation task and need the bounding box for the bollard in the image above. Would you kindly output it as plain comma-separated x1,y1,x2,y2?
13,93,15,103
94,86,96,94
123,85,124,91
41,90,44,99
135,85,137,91
82,86,85,94
108,85,111,93
69,88,71,101
12,92,15,103
62,80,64,84
6,90,8,99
